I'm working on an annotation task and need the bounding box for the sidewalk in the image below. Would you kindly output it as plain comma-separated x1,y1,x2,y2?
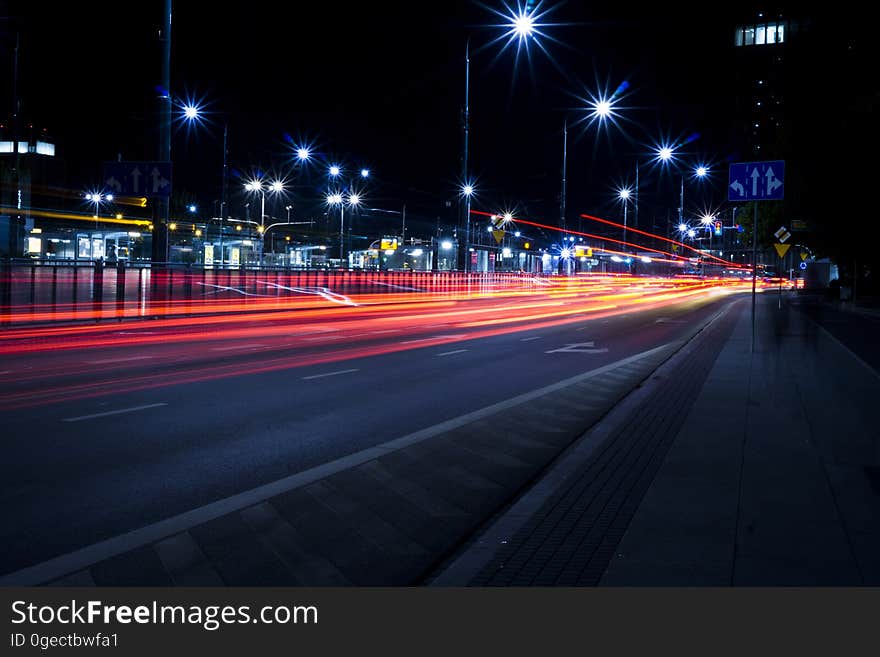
432,293,880,585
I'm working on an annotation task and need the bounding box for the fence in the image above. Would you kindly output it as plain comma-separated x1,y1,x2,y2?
0,258,552,325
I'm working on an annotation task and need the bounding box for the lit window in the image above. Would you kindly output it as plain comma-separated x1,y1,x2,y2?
777,24,784,42
744,27,755,45
766,23,777,43
756,25,766,45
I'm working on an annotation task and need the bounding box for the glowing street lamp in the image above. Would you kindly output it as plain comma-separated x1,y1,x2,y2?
244,178,285,265
618,186,633,250
460,182,476,271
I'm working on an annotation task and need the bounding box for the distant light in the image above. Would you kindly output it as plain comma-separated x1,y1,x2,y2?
329,165,341,177
678,223,688,232
105,194,114,202
658,147,674,161
512,10,535,39
360,168,370,178
462,184,474,197
487,226,493,232
245,180,262,192
695,166,708,177
618,188,631,200
687,228,696,238
441,240,453,249
611,255,623,262
127,231,141,237
410,249,423,256
503,212,513,223
595,100,612,118
502,248,512,257
188,204,197,213
700,214,713,225
348,193,360,206
85,193,94,201
319,245,326,250
560,248,571,259
169,223,177,231
115,213,123,219
514,231,521,237
327,193,342,205
296,147,310,161
641,256,651,263
269,180,284,193
195,229,202,237
385,249,395,255
183,104,199,121
236,225,242,231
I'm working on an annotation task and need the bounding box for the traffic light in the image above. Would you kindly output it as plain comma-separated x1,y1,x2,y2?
714,221,722,236
524,242,530,249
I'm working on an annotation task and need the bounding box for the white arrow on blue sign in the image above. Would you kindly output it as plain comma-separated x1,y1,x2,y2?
102,161,173,198
728,160,784,201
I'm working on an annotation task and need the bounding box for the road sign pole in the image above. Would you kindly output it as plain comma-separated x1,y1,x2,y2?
752,201,758,354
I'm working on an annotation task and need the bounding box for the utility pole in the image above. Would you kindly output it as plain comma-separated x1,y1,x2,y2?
152,0,172,264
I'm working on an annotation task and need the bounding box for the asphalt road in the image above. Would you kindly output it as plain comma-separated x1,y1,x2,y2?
0,285,746,575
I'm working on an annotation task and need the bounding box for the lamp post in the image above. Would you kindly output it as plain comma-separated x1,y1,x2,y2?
327,165,368,267
617,187,631,251
244,178,284,266
459,7,540,271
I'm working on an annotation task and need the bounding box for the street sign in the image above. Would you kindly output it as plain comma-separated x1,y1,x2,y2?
774,226,791,243
103,161,172,197
799,261,807,270
774,243,791,258
492,229,505,244
800,251,809,261
728,160,784,201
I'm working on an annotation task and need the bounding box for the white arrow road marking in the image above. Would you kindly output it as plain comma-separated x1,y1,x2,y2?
63,403,167,423
545,341,609,354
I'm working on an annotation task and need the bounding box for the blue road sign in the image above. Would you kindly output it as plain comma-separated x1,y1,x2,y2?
728,160,784,201
800,261,807,270
103,161,172,197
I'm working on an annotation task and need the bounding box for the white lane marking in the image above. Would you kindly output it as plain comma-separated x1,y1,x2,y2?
655,317,686,324
546,342,609,354
1,342,675,586
520,336,541,342
301,368,360,380
85,356,155,364
369,329,401,335
302,335,344,341
0,370,11,375
114,332,158,335
211,344,266,351
436,349,468,357
62,403,168,423
399,334,467,345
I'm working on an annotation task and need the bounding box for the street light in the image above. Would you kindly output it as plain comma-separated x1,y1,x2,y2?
460,182,475,271
617,187,632,250
326,191,361,265
459,5,555,272
244,177,285,265
180,102,229,266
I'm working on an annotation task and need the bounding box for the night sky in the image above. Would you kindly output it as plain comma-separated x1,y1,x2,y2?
4,2,878,260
